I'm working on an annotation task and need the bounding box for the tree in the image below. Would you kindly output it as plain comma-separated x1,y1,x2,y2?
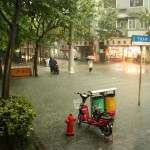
0,0,66,97
58,0,99,72
0,5,9,79
0,3,37,149
27,0,70,76
0,18,8,51
0,57,2,79
96,1,118,41
0,0,32,99
0,0,34,99
137,8,150,35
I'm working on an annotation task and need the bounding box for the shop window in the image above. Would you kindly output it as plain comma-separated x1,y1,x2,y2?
119,21,127,29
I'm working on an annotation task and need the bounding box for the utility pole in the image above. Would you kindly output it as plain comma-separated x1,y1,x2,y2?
138,46,143,106
68,23,74,73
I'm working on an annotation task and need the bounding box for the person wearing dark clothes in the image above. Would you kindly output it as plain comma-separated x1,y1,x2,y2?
137,53,141,60
49,57,57,73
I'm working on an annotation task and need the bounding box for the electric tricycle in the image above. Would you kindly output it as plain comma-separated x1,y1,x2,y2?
75,92,115,138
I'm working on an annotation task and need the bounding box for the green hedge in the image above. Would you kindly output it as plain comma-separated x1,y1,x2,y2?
0,95,36,150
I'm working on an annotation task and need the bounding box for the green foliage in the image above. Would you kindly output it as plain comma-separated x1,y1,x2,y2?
57,0,100,43
27,0,65,41
0,0,38,50
0,13,9,51
97,5,118,40
0,95,36,149
0,95,36,137
74,0,99,41
138,8,150,22
137,8,150,35
0,0,102,49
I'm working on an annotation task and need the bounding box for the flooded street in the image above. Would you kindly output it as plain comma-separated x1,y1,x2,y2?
1,60,150,150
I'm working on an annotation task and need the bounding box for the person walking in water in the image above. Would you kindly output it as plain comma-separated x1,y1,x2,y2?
88,59,93,73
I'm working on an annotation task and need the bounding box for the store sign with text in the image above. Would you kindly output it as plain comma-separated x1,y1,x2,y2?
74,41,89,46
106,38,131,46
132,35,150,45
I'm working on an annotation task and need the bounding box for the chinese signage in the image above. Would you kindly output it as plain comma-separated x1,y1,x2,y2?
106,38,131,46
11,68,32,77
130,0,143,7
132,35,150,45
74,41,89,46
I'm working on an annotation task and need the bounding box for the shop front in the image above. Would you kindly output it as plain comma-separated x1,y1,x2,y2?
105,38,148,63
125,46,146,63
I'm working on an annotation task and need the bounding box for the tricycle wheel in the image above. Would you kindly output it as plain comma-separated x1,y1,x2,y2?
100,124,112,136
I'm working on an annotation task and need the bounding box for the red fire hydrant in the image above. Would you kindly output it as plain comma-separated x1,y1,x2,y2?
65,114,76,136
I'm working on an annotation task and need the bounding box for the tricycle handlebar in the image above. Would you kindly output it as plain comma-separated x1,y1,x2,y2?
74,92,91,103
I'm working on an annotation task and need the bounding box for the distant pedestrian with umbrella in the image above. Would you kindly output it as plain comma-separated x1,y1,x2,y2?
87,55,95,73
88,59,93,73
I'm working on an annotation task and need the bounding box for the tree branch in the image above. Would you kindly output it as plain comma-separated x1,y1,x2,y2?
0,9,11,27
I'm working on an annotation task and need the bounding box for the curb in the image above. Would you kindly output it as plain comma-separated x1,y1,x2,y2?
31,130,47,150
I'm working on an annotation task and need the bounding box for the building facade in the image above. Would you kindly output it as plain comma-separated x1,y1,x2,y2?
116,0,150,37
19,0,150,63
101,0,150,63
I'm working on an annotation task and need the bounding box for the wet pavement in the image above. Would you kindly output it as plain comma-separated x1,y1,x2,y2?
1,60,150,150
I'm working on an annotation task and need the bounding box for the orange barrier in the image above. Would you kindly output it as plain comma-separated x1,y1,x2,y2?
11,68,32,77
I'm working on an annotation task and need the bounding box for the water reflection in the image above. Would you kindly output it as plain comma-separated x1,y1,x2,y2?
115,63,146,74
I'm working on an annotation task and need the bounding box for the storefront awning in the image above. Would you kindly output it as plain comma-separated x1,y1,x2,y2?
117,13,129,18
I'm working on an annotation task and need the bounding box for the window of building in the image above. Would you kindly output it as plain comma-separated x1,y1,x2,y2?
129,19,136,29
140,20,147,29
119,21,127,29
130,0,143,7
104,0,116,8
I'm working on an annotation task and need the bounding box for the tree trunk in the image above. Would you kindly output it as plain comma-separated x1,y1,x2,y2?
1,2,20,99
2,26,16,99
68,23,74,73
27,43,30,62
33,41,39,77
39,46,42,65
0,57,2,79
